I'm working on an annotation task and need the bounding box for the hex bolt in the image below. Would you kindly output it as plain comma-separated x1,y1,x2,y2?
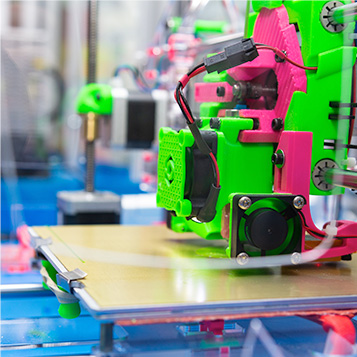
195,118,203,128
210,117,221,129
236,252,249,265
293,196,305,210
272,152,285,166
216,86,226,97
291,252,301,265
238,196,252,210
271,118,283,131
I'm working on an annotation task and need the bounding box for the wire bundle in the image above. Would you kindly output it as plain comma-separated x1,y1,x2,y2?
175,63,220,188
114,64,160,92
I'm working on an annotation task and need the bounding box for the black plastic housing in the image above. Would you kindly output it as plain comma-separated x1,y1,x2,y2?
204,38,259,73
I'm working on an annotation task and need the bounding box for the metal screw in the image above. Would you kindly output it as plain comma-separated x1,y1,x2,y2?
272,151,285,166
293,196,305,210
291,252,301,265
216,86,226,97
238,196,252,210
210,117,221,129
236,252,249,265
233,82,247,100
275,50,286,63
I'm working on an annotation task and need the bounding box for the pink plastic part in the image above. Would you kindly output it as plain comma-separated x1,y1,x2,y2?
195,82,233,103
274,131,357,258
274,131,312,196
235,6,307,142
195,6,307,143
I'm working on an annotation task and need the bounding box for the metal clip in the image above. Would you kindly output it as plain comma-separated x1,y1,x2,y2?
30,236,52,250
57,268,87,291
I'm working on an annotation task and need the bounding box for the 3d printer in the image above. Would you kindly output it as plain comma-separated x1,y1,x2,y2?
157,0,357,263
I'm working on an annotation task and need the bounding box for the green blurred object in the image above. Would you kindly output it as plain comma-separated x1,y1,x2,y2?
76,83,113,115
194,20,228,34
169,17,228,35
332,2,357,24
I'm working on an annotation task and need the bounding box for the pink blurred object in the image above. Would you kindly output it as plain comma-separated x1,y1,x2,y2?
167,33,200,64
1,225,35,274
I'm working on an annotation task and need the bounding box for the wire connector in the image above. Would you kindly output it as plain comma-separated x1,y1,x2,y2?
204,38,258,73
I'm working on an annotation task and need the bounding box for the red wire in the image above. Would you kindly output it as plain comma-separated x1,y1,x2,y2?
189,66,206,78
178,94,194,123
209,152,220,186
256,45,318,71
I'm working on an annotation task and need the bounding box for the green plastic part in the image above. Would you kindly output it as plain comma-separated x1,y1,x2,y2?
203,69,231,83
168,215,191,233
58,302,81,320
245,12,259,38
41,260,81,319
194,20,228,34
252,0,283,12
283,0,354,67
76,83,113,115
169,17,228,35
157,128,192,217
42,260,56,290
159,117,274,241
42,260,57,286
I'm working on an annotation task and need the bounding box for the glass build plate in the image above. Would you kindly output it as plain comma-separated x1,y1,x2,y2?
31,225,357,321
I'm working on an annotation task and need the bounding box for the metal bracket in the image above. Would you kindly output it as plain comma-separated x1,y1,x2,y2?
30,236,52,250
57,268,87,292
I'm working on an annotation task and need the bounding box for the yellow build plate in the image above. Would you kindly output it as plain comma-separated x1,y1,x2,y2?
31,225,357,320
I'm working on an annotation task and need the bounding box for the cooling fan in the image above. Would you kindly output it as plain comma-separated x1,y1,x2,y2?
229,195,304,258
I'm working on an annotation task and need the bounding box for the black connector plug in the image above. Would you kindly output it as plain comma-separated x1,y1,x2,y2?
204,38,259,73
